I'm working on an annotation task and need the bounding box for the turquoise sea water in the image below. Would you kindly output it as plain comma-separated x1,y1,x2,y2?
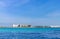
0,28,60,39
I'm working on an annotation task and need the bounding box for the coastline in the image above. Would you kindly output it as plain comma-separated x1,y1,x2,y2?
0,27,60,28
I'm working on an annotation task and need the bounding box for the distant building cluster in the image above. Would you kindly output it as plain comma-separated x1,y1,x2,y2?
50,25,60,28
12,24,31,28
12,24,60,28
0,24,60,28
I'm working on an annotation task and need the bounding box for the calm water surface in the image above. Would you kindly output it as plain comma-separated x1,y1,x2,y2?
0,28,60,39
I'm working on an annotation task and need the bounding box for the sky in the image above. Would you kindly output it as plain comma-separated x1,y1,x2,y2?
0,0,60,26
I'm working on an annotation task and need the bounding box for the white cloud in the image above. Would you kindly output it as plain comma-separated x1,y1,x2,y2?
30,18,60,26
47,11,60,18
13,0,30,7
0,1,7,7
0,13,60,26
20,0,30,4
0,0,30,8
0,12,31,24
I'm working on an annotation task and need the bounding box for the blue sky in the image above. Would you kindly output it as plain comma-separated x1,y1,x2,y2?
0,0,60,26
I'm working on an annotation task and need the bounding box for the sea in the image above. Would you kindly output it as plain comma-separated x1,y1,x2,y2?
0,28,60,39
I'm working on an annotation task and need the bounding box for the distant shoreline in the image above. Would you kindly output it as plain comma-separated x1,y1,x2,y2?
0,27,60,28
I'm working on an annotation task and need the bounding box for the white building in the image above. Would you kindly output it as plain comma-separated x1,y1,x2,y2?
12,24,31,28
50,25,60,28
12,24,19,27
20,24,31,27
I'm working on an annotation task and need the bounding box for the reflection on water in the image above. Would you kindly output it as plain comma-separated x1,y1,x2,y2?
0,28,60,39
